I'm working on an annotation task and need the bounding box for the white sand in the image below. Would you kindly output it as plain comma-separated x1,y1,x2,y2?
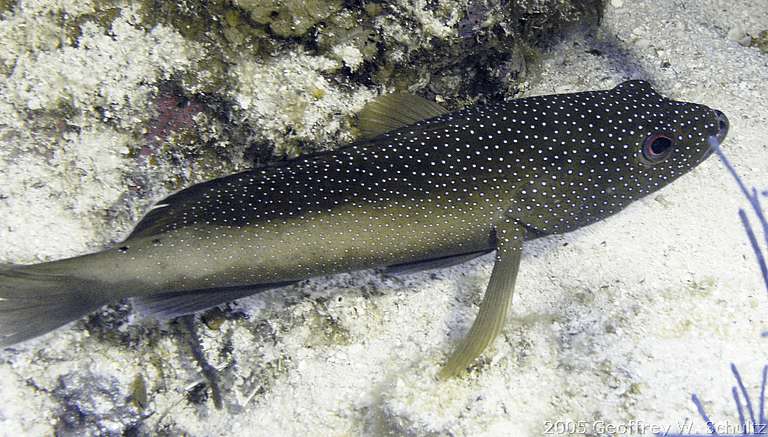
1,0,767,435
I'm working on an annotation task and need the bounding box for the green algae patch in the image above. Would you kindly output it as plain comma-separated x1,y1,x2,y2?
235,0,343,38
752,30,768,54
685,276,717,297
304,307,353,348
0,0,16,14
136,0,228,41
129,374,149,410
62,6,122,46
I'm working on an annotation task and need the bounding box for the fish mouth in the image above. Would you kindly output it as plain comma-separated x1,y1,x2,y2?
713,109,729,144
701,109,728,162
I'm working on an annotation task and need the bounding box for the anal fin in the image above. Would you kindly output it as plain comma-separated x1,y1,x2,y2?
439,219,525,379
133,282,294,320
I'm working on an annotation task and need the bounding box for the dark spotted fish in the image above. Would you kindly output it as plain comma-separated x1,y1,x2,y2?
0,81,729,377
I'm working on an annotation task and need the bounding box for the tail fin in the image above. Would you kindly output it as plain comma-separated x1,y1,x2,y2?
0,266,110,347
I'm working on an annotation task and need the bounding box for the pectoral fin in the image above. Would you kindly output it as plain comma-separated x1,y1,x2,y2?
439,219,525,379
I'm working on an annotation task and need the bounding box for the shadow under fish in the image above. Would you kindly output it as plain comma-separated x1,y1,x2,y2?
0,80,729,378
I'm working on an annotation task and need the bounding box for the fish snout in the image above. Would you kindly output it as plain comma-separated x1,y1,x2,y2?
713,109,729,144
702,109,729,162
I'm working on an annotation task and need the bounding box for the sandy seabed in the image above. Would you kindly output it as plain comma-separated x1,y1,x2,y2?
1,0,767,435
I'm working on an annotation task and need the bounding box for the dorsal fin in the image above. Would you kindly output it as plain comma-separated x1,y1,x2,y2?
357,93,448,140
126,171,249,240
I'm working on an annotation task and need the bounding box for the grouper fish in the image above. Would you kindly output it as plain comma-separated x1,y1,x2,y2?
0,80,729,378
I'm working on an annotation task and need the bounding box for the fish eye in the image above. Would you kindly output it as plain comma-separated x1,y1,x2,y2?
640,133,674,164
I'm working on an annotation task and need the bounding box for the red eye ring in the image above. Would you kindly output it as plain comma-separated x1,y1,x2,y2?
641,133,674,163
